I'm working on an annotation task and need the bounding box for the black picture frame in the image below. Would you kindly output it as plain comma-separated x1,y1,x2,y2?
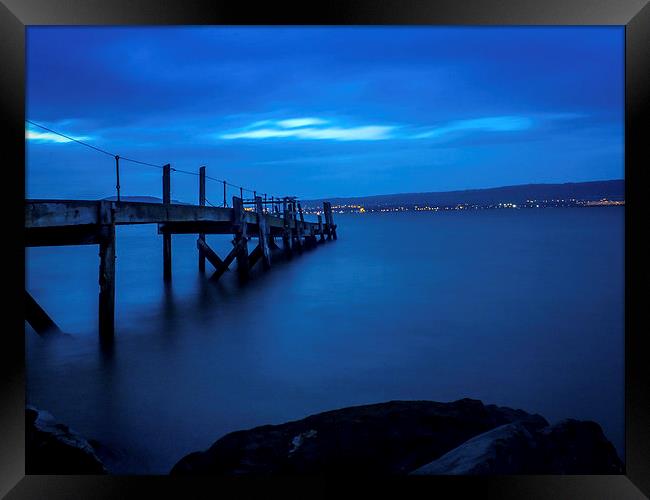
1,0,648,497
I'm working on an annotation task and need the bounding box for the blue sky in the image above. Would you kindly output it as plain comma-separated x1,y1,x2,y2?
26,26,624,201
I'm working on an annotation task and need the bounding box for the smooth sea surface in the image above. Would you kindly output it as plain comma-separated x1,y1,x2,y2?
26,207,625,474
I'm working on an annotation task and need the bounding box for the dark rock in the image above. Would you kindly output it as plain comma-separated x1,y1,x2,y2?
170,398,548,475
535,419,623,474
411,422,542,475
26,406,107,474
411,419,623,475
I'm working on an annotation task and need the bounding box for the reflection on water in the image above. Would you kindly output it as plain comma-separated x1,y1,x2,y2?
26,208,624,474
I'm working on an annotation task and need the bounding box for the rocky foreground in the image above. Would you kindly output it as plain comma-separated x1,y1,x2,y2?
170,398,622,475
26,406,106,474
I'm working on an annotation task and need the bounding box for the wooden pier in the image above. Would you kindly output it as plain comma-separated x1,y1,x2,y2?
24,169,337,342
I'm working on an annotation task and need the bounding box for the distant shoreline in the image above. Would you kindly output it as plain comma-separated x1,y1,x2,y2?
302,179,624,214
302,200,624,215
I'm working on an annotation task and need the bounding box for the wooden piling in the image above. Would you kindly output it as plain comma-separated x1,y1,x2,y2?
233,196,249,279
163,164,172,282
329,203,337,240
98,202,116,341
323,202,332,240
318,214,325,242
255,196,271,270
282,197,293,256
198,166,206,272
293,201,303,251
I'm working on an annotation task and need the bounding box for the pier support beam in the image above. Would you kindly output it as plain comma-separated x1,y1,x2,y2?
198,166,206,272
197,238,227,275
98,202,116,342
25,291,62,336
233,196,249,279
163,164,172,282
211,243,239,282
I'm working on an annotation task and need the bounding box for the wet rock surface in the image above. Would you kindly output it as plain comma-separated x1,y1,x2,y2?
26,406,107,474
170,398,550,475
411,418,623,475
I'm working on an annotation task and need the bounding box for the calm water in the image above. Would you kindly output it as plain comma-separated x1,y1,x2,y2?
25,208,625,474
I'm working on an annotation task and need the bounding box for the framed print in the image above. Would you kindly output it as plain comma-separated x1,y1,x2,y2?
1,0,648,498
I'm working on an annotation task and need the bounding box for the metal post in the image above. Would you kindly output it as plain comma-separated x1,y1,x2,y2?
114,155,121,202
223,180,227,207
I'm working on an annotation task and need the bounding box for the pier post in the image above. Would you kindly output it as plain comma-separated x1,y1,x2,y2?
318,214,325,242
198,166,206,272
308,223,317,247
233,196,249,279
292,201,303,251
282,197,293,257
329,204,337,240
323,202,332,240
297,202,307,247
98,201,116,342
256,196,271,270
162,164,172,282
322,201,337,240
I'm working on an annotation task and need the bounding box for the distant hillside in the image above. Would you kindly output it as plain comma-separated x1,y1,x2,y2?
102,195,191,205
303,180,624,208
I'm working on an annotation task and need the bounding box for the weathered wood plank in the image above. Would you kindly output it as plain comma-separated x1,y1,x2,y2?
25,200,100,228
117,203,235,225
26,200,291,229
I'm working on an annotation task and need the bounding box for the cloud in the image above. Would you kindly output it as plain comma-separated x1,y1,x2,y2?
276,117,328,128
218,113,579,143
413,116,533,139
220,118,395,141
26,129,91,143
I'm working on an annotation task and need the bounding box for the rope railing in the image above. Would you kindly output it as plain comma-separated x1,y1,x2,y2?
26,119,292,207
